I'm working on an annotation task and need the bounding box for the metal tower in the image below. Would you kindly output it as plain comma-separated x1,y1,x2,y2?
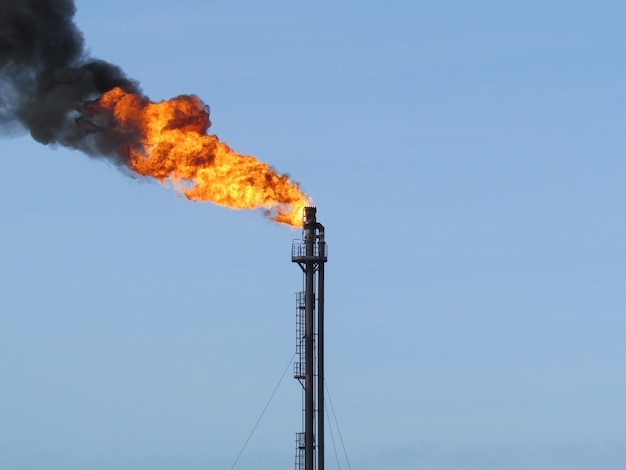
292,207,327,470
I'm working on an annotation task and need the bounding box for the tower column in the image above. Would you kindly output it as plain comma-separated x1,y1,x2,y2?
292,207,327,470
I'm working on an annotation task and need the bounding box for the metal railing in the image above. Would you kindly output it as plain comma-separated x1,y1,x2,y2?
291,240,328,260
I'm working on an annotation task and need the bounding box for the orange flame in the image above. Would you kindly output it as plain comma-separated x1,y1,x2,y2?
89,87,309,227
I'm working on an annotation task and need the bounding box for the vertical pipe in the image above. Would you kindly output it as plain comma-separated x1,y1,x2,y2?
317,230,325,470
303,207,316,470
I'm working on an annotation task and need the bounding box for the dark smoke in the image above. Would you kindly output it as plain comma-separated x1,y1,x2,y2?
0,0,141,160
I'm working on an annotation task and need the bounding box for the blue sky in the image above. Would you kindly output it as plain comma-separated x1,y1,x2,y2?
1,1,625,469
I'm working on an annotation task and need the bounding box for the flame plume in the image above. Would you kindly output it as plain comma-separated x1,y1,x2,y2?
0,0,309,227
86,88,309,227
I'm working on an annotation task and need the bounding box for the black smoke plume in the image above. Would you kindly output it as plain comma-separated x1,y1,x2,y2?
0,0,143,159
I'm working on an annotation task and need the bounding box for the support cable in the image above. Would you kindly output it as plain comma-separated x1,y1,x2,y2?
229,351,297,470
325,380,353,470
325,398,342,470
